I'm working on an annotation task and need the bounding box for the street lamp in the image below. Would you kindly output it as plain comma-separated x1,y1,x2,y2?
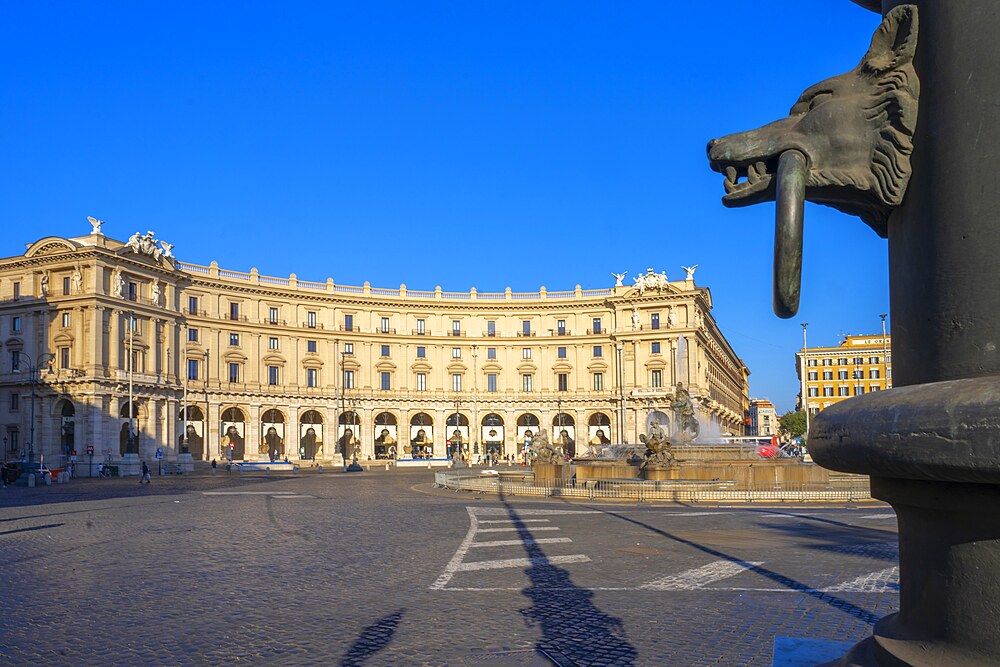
16,350,55,472
800,322,810,437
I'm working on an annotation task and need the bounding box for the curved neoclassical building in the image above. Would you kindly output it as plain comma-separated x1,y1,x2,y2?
0,224,749,473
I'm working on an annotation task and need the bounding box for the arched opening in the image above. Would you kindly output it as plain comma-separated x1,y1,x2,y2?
338,411,360,461
481,413,505,459
119,400,139,456
299,410,324,461
552,413,576,458
374,412,398,459
179,405,206,460
588,412,612,446
516,413,540,457
446,412,469,459
408,413,433,458
646,410,670,436
58,400,75,458
221,407,247,461
261,409,286,461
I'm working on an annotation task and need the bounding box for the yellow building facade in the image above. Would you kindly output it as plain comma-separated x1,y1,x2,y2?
0,225,749,473
796,334,892,415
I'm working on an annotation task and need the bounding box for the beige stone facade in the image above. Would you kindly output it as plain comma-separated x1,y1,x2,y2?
0,228,749,473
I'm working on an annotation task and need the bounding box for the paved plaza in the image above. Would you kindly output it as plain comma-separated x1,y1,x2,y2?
0,468,898,666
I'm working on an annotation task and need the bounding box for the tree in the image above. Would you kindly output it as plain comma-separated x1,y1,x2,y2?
779,410,808,440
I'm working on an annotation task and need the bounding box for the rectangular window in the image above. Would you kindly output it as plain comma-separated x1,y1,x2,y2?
592,318,601,334
187,296,198,314
452,374,462,392
452,320,461,335
823,387,834,397
60,347,70,369
268,337,279,350
808,371,818,381
416,346,426,358
557,319,566,335
268,365,280,385
487,373,497,392
381,344,390,357
188,328,199,343
187,359,199,380
11,350,20,372
822,358,833,366
869,356,880,364
229,333,240,347
808,359,818,366
61,312,70,328
854,357,864,365
869,368,881,379
269,307,279,324
651,313,660,330
228,363,240,383
62,276,70,295
838,386,850,396
13,282,20,299
593,372,604,391
128,281,138,301
416,373,427,391
651,342,661,354
9,430,18,450
823,371,833,380
855,386,865,396
557,347,567,359
593,345,603,358
307,311,317,328
127,315,139,333
345,314,354,331
838,370,848,380
416,318,425,334
522,320,531,336
10,392,19,411
487,321,496,336
229,302,239,321
651,369,662,388
380,371,391,391
870,385,881,392
808,387,819,397
522,347,531,360
487,347,496,360
838,357,848,365
557,373,569,392
307,340,317,353
452,347,461,359
344,370,355,389
12,316,21,332
381,317,390,333
344,342,353,354
306,368,318,388
522,374,533,392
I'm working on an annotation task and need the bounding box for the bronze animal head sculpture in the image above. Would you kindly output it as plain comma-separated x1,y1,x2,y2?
707,5,919,316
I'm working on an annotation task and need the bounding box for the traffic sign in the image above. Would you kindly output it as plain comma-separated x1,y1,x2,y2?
86,445,94,455
155,448,164,459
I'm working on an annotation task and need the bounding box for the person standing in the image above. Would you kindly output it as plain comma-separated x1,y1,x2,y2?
211,458,217,475
140,461,151,484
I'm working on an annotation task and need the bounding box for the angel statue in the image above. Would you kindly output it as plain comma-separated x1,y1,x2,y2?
681,265,698,281
612,272,627,287
86,216,104,235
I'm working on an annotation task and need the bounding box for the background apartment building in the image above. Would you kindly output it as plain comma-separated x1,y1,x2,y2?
796,334,892,416
748,398,778,437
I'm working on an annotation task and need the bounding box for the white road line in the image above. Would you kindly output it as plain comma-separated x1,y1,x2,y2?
822,567,899,593
858,514,896,520
470,538,572,548
430,507,483,590
478,519,551,524
471,508,601,516
641,559,764,590
477,526,561,533
455,555,591,572
202,491,297,495
269,495,314,499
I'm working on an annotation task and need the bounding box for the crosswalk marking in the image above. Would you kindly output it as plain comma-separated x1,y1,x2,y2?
641,559,764,591
456,555,591,572
822,567,898,592
478,519,552,524
470,538,572,548
203,491,297,495
478,526,561,533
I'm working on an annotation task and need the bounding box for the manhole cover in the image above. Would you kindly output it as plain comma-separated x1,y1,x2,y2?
462,648,572,666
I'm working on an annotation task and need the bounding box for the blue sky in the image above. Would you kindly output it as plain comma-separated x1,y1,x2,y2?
0,1,889,413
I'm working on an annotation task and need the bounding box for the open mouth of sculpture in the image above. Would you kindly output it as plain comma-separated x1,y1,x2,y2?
715,156,779,205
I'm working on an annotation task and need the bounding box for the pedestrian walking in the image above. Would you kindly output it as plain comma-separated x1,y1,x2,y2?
211,458,217,475
141,461,151,484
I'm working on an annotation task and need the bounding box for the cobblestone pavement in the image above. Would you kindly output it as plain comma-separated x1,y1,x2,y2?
0,468,898,666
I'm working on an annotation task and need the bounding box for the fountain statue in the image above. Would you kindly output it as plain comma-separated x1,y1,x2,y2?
639,419,676,470
670,383,699,443
529,428,561,464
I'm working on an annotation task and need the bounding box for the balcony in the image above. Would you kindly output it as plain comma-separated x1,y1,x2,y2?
411,329,430,336
378,327,397,335
517,331,536,337
302,322,324,330
338,325,361,332
448,330,464,337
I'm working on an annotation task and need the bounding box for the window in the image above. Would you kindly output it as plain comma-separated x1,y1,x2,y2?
651,369,662,388
557,347,567,359
487,373,497,392
838,386,850,396
808,387,819,397
522,347,531,360
59,347,70,369
229,302,240,321
10,392,19,411
416,346,426,359
269,307,279,324
12,316,21,332
381,317,390,333
807,359,818,366
188,328,199,343
870,385,881,392
416,373,427,391
651,342,661,354
593,345,603,358
592,318,601,334
380,344,390,357
870,356,880,364
838,357,848,365
557,373,569,392
228,363,240,383
187,359,199,380
11,350,20,372
522,374,533,392
188,296,198,313
416,318,425,334
808,371,818,381
452,347,461,359
344,343,353,354
268,337,279,351
593,372,604,391
487,347,496,360
838,370,848,380
344,370,355,389
869,368,881,379
823,387,834,397
61,312,70,328
307,340,317,353
62,276,70,295
487,321,496,336
452,374,462,391
854,357,864,365
557,319,566,335
306,368,318,388
822,358,833,366
522,320,531,336
380,371,391,391
128,281,138,301
823,371,833,380
345,314,354,331
13,282,20,299
855,386,865,396
452,320,461,335
229,333,240,347
267,365,280,386
651,313,660,330
127,315,139,333
307,311,317,328
9,430,18,450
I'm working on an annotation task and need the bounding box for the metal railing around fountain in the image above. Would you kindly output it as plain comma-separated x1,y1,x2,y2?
433,470,872,503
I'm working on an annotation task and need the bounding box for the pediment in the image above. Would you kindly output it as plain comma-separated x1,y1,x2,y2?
25,237,78,258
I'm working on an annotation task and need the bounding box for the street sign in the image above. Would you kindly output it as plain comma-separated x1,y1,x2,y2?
155,448,164,459
86,445,94,455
